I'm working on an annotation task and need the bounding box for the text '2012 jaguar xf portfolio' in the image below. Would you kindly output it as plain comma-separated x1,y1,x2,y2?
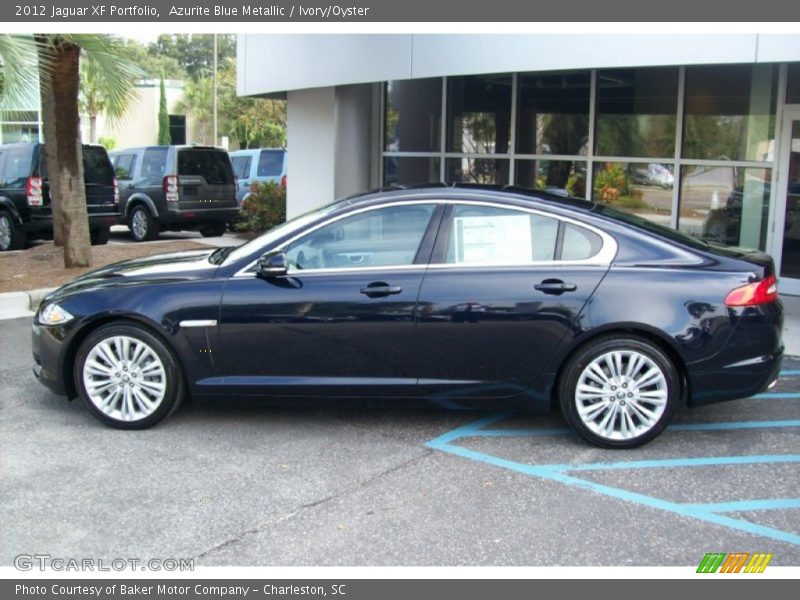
32,185,783,448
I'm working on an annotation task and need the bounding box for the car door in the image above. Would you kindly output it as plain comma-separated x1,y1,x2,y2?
230,154,252,203
414,201,614,399
113,152,137,210
217,202,443,397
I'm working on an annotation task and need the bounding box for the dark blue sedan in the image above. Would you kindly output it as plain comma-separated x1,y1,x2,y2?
31,185,784,448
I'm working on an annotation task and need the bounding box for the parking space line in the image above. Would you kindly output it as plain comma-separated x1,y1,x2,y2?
548,454,800,472
780,370,800,376
470,419,800,438
427,437,800,546
687,499,800,512
754,392,800,399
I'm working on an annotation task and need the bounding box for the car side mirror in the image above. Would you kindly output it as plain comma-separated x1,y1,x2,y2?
257,251,288,277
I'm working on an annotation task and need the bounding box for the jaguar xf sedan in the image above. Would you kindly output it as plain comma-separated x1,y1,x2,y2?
32,184,784,448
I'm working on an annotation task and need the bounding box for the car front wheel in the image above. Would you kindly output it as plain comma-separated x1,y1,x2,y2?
75,323,184,429
129,206,159,242
559,335,680,448
0,211,25,251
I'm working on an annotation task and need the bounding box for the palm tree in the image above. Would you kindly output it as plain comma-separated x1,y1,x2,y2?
79,43,142,144
0,34,139,267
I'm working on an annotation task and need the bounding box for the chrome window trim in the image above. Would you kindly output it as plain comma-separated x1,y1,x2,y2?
233,197,618,278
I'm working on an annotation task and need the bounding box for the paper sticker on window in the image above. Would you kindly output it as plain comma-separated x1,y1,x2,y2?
453,215,532,264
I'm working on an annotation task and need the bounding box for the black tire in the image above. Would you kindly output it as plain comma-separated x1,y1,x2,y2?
74,323,185,429
200,222,226,238
558,335,680,449
128,205,159,242
90,225,111,246
0,210,26,251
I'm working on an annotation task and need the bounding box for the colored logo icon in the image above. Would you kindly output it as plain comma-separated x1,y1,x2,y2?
697,552,773,573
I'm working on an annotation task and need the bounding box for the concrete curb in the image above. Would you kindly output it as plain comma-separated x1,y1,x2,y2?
0,287,55,320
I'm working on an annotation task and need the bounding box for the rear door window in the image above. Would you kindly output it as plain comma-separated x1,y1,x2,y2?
257,150,284,177
114,154,136,180
142,147,169,178
82,146,115,185
178,149,234,184
231,155,251,179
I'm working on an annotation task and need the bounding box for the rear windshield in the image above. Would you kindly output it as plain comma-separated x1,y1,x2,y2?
178,149,234,184
257,150,284,177
82,146,115,186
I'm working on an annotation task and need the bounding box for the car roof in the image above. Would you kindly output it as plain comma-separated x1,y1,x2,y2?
343,183,598,213
229,148,286,155
110,145,224,154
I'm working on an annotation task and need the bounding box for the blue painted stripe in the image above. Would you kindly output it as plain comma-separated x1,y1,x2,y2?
780,370,800,376
550,454,800,472
686,499,800,513
428,440,800,546
754,392,800,399
426,412,515,447
470,419,800,439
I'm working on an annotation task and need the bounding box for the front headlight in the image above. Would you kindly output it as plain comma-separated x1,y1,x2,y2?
38,303,74,326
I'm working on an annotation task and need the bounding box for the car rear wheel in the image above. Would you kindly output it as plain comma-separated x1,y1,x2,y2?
129,206,159,242
75,323,184,429
0,211,25,251
200,222,226,237
90,226,111,245
559,335,679,448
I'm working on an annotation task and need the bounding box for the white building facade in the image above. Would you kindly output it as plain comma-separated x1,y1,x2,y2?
237,34,800,294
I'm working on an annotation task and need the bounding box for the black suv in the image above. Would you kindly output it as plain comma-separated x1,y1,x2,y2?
0,143,118,251
110,145,239,242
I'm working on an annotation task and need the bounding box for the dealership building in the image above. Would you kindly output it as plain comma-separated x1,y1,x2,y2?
236,34,800,294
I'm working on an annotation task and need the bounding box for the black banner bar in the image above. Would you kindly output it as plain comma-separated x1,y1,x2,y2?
2,0,800,22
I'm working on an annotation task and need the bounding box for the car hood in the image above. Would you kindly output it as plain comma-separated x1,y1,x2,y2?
45,249,219,302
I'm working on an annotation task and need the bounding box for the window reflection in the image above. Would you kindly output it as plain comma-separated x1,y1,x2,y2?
596,68,678,158
683,65,777,162
383,157,440,186
679,166,771,250
446,75,512,154
517,71,590,156
592,162,674,227
384,78,442,152
446,158,509,185
788,64,800,105
515,159,587,197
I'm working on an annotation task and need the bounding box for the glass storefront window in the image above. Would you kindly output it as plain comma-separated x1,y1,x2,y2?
683,65,777,162
595,68,678,158
591,162,674,227
678,165,771,250
446,75,512,154
446,158,509,185
383,157,440,186
1,123,39,144
788,63,800,104
515,159,587,197
516,71,590,156
384,78,442,152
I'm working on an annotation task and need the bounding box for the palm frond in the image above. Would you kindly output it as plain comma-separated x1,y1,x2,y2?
0,34,41,112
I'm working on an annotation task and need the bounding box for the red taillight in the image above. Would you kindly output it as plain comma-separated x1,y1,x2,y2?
280,174,287,188
163,175,179,203
26,176,43,206
113,177,119,205
725,275,778,307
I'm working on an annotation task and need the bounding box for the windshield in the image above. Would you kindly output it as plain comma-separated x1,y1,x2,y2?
594,205,710,251
222,197,354,266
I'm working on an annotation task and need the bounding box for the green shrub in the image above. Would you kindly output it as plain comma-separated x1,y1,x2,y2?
234,181,286,233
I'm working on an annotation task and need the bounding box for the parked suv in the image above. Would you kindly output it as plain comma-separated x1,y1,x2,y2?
110,145,239,241
0,143,118,251
229,148,287,204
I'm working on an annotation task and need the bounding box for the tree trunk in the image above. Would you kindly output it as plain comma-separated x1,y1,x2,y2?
36,35,92,268
89,114,97,144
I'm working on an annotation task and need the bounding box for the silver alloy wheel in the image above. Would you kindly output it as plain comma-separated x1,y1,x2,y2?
574,350,668,441
0,214,11,250
131,210,148,240
82,335,166,422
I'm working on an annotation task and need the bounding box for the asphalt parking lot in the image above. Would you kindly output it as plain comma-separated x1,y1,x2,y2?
1,315,798,566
